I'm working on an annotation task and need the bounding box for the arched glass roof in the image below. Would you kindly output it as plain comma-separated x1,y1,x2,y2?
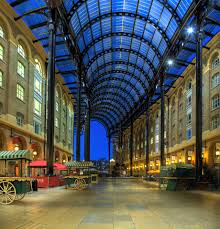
7,0,220,132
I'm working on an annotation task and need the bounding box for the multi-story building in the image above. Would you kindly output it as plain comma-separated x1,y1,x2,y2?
0,1,74,170
118,32,220,176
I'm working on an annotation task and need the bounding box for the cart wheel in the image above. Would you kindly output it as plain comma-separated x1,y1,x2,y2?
74,178,87,190
15,193,26,201
0,181,16,205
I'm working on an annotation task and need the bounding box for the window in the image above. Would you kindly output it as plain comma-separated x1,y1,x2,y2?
17,44,25,58
212,73,220,88
0,44,4,60
55,117,59,128
212,57,220,69
186,128,192,140
16,112,24,126
56,90,59,98
186,95,192,107
35,59,42,75
155,117,159,153
16,84,24,101
212,95,220,110
187,112,192,125
56,101,59,112
0,70,2,87
17,61,25,77
0,26,4,38
34,120,41,134
187,80,192,91
34,78,42,95
212,116,219,130
34,99,42,116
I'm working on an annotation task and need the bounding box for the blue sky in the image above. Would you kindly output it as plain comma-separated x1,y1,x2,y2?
73,121,112,160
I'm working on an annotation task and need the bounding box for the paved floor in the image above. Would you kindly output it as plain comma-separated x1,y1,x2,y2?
1,178,220,229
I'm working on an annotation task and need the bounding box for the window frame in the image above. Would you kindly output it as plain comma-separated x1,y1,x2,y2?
17,61,25,78
212,94,220,110
17,44,26,59
0,70,3,87
16,84,24,101
0,44,4,60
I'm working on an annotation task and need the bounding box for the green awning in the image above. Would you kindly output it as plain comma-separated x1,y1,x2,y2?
65,161,94,168
0,150,31,160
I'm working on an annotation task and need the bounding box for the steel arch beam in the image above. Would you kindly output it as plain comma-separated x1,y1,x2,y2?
91,104,124,121
92,111,115,127
85,48,157,75
89,60,151,85
92,101,127,117
95,110,118,125
69,13,171,45
89,70,145,96
67,0,181,26
94,107,121,124
92,85,136,105
81,32,162,58
90,67,148,92
91,91,134,109
91,115,110,130
91,97,129,114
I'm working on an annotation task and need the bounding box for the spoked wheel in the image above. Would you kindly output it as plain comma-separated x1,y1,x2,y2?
0,181,16,205
74,178,87,190
15,193,25,201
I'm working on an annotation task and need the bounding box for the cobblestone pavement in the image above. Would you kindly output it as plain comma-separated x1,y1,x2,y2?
1,178,220,229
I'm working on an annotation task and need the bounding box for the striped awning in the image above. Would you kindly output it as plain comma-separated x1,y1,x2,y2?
65,161,94,168
0,150,31,160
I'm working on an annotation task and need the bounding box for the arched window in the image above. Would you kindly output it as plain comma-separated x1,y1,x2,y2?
186,79,192,91
0,26,4,38
0,70,3,87
212,57,220,69
17,43,26,58
0,44,4,60
35,59,42,75
34,59,42,96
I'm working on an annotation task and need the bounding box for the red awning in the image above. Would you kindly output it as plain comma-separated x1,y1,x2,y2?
29,160,67,170
29,160,47,167
53,163,67,171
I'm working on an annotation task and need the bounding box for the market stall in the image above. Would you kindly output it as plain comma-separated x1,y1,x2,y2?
160,164,195,191
0,150,37,205
64,161,96,190
28,160,67,187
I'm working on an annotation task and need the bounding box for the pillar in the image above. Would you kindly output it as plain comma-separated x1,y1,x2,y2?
130,119,133,176
84,105,90,161
76,77,81,161
195,1,205,181
145,105,150,174
46,6,56,175
160,73,165,167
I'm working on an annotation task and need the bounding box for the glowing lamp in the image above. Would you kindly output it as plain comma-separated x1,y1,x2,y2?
216,150,220,156
187,26,194,34
33,151,38,156
14,145,19,151
167,59,174,66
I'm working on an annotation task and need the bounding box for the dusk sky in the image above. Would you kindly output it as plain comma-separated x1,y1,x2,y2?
73,121,112,161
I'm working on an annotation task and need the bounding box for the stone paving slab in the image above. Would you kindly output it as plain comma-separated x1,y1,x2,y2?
0,179,220,229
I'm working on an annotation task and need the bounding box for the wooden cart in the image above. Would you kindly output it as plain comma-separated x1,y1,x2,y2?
0,177,34,205
64,161,94,190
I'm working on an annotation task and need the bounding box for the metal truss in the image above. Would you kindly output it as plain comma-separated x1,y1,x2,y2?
81,32,162,59
91,85,137,105
91,91,133,110
67,0,182,26
89,73,142,98
91,101,127,117
85,48,157,75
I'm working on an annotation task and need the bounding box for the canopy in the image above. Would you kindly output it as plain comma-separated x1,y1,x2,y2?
7,0,220,133
65,161,94,168
29,160,67,170
0,150,31,160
